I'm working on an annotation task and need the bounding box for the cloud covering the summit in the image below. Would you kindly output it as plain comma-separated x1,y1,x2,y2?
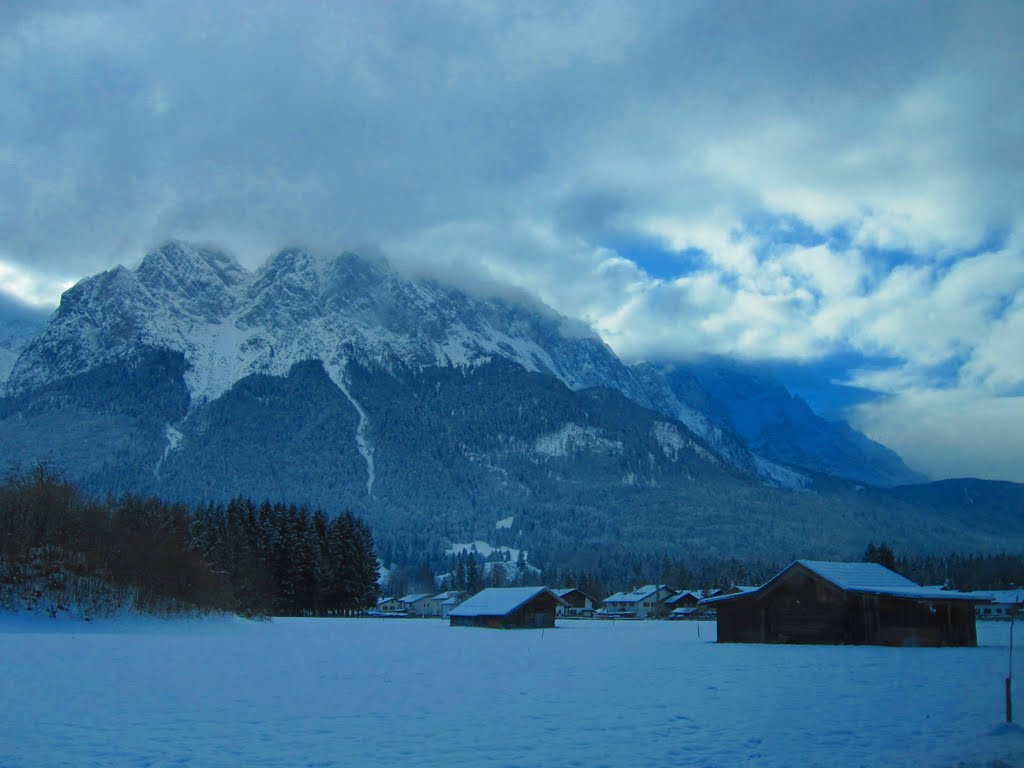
1,1,1022,480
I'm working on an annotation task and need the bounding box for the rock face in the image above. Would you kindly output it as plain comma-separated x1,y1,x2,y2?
0,294,48,385
6,241,646,408
633,360,926,488
2,240,1011,566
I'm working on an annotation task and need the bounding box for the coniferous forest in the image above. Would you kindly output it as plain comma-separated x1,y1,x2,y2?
0,464,379,618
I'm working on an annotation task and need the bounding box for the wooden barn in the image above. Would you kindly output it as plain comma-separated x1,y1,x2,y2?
449,587,568,629
701,560,984,647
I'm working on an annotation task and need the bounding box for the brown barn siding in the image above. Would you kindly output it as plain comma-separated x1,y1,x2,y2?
715,567,978,647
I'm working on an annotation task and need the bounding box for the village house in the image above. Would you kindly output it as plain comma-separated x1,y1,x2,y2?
665,590,703,618
702,560,984,647
427,591,464,618
973,589,1024,620
553,588,599,618
601,585,677,619
399,593,434,616
449,586,568,629
372,597,405,615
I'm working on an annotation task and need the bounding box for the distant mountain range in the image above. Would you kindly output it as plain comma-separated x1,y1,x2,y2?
1,241,1019,567
0,293,48,385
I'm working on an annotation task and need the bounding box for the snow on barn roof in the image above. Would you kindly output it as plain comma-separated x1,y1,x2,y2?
603,585,671,604
701,561,986,605
449,587,566,617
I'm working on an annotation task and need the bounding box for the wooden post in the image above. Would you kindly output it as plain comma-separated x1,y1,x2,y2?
1008,599,1017,723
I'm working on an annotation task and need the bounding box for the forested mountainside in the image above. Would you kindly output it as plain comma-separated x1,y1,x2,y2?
1,241,1020,571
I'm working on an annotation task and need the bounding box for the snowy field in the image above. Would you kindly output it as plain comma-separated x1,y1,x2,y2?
2,615,1024,768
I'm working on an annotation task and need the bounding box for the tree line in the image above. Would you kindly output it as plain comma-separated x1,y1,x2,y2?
0,465,379,618
385,541,1024,603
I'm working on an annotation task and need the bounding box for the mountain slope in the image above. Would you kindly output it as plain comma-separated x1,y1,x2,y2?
2,240,1015,569
641,359,926,488
6,241,646,409
0,294,48,385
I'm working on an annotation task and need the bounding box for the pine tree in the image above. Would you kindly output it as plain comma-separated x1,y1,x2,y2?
466,553,482,594
454,555,467,592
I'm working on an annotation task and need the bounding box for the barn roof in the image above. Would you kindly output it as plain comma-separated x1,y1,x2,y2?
701,561,986,605
449,587,566,618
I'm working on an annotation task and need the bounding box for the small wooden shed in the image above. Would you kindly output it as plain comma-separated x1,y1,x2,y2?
702,560,984,647
449,587,567,629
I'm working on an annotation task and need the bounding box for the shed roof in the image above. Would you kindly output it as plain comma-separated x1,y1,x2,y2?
701,561,985,605
449,587,566,617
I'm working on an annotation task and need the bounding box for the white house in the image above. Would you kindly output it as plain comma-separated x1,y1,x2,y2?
371,597,405,615
400,593,434,616
552,588,599,618
425,591,464,618
973,589,1023,619
601,585,677,619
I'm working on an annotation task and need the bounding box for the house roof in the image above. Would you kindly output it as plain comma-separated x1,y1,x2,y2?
431,591,461,601
666,590,702,604
553,588,598,601
449,587,567,617
974,589,1024,605
700,560,985,605
603,585,672,604
399,593,431,603
670,606,698,615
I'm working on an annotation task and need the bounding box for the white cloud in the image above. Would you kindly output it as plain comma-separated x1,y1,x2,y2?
851,389,1024,483
1,1,1022,481
0,258,73,307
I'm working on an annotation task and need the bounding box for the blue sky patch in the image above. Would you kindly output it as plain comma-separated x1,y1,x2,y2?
606,237,708,281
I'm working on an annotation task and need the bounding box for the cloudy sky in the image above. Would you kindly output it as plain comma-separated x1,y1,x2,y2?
1,1,1022,482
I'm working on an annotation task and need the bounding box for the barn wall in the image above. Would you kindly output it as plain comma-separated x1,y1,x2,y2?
506,592,559,628
716,600,764,643
716,578,980,646
763,570,846,644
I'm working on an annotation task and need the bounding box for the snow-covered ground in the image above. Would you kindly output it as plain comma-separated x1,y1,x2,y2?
2,615,1023,767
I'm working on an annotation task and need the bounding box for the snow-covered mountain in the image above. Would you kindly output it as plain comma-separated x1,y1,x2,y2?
6,239,1008,566
0,294,48,385
6,241,645,408
633,360,925,488
5,240,925,491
